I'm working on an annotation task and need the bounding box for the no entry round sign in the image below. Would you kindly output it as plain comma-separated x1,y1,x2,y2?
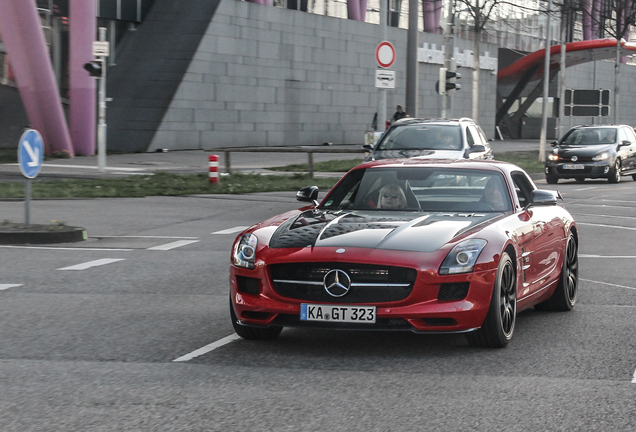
375,41,395,68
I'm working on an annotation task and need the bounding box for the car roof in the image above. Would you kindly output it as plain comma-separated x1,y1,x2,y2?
391,117,476,126
570,124,629,129
354,158,519,174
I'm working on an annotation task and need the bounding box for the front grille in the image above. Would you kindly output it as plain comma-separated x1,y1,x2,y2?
437,282,470,301
272,314,412,330
269,263,417,303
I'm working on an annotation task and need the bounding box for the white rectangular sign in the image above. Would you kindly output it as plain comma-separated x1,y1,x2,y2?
92,41,110,57
375,69,395,89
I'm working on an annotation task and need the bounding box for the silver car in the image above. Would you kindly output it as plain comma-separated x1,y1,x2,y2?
364,118,494,162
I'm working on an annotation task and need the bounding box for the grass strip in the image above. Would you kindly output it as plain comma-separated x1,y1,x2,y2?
0,172,340,199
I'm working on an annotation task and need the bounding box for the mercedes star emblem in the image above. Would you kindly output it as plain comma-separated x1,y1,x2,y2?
571,155,578,162
323,269,352,297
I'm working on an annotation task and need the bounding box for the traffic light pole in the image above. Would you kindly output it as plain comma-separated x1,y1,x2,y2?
97,27,107,173
441,0,454,119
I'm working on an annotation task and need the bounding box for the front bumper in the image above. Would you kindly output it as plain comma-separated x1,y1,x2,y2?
545,160,612,179
229,252,498,334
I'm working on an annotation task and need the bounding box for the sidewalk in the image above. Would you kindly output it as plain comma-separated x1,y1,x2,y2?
0,140,543,182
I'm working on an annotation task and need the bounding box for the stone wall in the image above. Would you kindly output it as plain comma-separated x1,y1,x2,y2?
147,0,499,151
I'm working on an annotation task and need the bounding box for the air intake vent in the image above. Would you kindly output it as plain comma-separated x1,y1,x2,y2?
236,276,260,295
438,282,470,301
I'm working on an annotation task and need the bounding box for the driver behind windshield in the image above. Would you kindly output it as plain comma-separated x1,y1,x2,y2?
377,184,407,209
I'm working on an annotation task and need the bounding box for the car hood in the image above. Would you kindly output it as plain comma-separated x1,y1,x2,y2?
369,149,465,160
557,144,615,157
267,210,497,253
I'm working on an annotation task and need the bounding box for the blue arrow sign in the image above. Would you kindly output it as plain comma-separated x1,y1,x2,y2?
18,129,44,179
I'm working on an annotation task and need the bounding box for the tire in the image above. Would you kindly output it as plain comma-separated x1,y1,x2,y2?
229,298,282,340
545,176,559,184
608,160,621,183
535,232,578,312
631,174,636,181
466,252,516,348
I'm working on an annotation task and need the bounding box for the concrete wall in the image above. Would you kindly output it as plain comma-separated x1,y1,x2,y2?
563,59,636,128
148,0,499,151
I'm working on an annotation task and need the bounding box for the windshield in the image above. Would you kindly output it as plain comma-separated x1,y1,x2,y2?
376,124,462,151
561,128,616,145
322,167,512,213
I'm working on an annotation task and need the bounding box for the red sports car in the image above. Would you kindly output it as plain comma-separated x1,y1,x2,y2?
229,159,578,348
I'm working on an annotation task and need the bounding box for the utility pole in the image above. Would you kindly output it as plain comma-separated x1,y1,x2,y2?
539,0,552,163
379,0,387,129
405,0,418,117
97,27,107,173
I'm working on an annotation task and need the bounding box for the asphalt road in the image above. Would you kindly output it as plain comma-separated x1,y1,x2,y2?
1,178,635,431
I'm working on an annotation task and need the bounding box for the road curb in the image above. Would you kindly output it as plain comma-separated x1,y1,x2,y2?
0,225,87,245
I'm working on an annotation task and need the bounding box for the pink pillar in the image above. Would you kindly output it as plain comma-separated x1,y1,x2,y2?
348,0,362,21
582,0,592,40
423,0,438,33
0,0,73,156
69,2,97,155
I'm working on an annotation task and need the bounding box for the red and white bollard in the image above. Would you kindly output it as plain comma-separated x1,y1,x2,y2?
209,154,219,184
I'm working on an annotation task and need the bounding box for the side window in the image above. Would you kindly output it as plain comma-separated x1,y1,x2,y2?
617,128,628,143
626,128,636,143
510,171,534,208
474,125,488,145
465,127,475,146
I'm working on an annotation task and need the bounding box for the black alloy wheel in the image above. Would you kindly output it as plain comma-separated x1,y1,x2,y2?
229,297,283,340
466,252,516,348
535,232,578,311
608,159,621,183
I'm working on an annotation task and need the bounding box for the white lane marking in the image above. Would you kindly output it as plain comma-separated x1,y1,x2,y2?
97,235,198,239
0,245,133,251
580,255,636,258
147,240,199,251
212,226,249,235
0,284,22,291
173,334,241,362
576,222,636,231
57,258,125,271
568,203,636,210
580,278,636,291
573,212,636,221
632,369,636,384
574,187,598,191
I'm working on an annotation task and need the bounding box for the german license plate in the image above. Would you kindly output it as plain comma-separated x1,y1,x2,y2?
300,304,376,323
563,164,584,170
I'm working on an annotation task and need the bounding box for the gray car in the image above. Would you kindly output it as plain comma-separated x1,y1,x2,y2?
544,124,636,184
364,118,494,162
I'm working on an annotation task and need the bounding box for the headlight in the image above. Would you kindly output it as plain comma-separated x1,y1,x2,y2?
233,233,258,269
439,239,487,275
548,153,559,161
592,152,609,161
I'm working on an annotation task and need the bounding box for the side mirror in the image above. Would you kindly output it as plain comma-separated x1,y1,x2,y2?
469,144,486,153
620,140,631,147
529,189,560,207
297,186,319,206
362,144,373,151
550,141,558,147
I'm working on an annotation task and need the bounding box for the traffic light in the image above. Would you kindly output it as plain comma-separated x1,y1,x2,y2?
435,67,462,95
83,60,104,77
